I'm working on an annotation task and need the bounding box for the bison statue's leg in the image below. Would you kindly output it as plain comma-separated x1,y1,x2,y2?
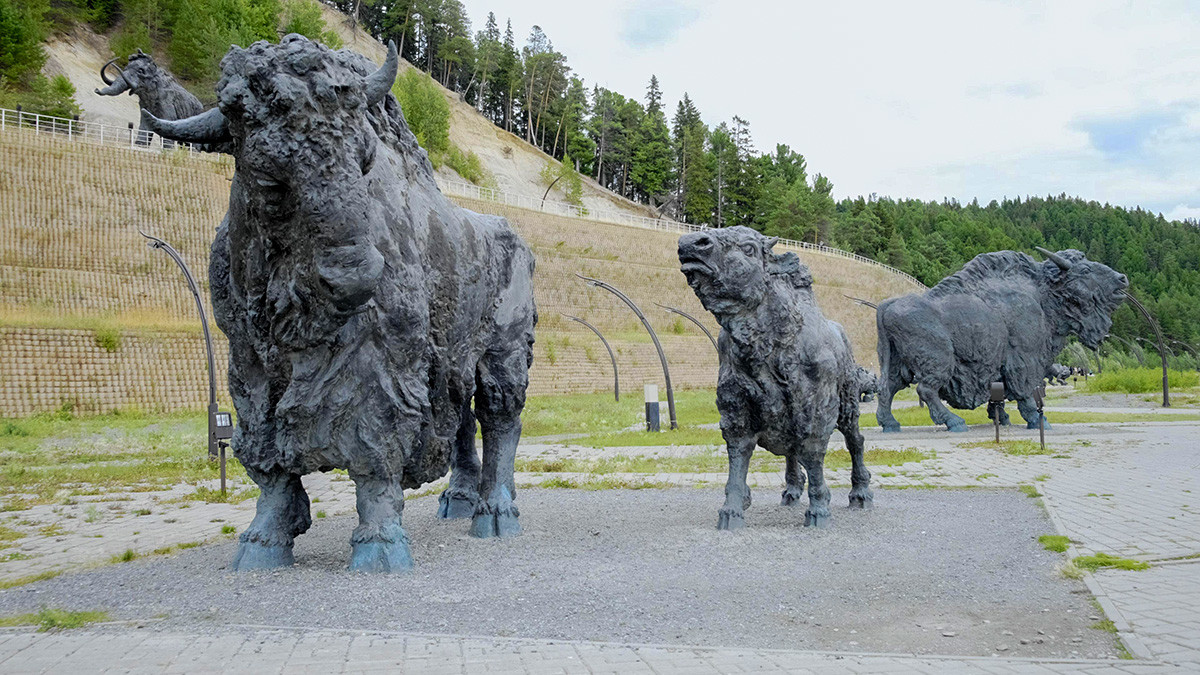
470,346,530,539
718,437,755,530
799,439,833,527
438,401,481,520
1016,397,1051,430
875,378,903,433
232,468,311,571
780,454,806,506
348,474,412,573
916,382,968,432
839,387,874,509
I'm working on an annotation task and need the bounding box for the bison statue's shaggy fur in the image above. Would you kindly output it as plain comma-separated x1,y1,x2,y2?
875,248,1126,432
144,36,536,573
678,227,872,530
96,50,204,144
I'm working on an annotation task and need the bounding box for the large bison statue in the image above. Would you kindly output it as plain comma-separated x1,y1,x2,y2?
143,35,537,573
875,248,1126,432
96,50,204,145
678,227,873,530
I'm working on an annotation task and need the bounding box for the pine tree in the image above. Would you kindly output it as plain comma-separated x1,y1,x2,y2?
631,75,672,204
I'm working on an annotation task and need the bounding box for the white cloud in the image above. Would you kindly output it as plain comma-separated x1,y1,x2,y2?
471,0,1200,217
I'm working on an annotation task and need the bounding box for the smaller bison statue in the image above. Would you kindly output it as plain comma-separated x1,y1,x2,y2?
96,50,204,145
678,227,872,530
144,36,536,573
876,248,1127,432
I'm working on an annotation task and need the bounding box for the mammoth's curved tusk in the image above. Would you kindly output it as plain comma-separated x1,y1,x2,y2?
365,40,398,107
99,57,122,86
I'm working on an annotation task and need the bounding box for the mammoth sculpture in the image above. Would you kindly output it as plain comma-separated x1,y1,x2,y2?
143,35,537,573
875,248,1127,432
678,227,872,530
96,50,204,145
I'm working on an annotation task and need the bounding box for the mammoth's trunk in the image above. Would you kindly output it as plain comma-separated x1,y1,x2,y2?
95,77,130,96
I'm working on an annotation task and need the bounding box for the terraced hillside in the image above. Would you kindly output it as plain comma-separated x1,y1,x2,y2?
0,127,921,416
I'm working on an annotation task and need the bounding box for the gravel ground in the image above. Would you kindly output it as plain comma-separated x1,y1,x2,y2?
0,488,1116,658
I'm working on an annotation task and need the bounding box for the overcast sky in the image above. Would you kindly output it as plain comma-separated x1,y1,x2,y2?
469,0,1200,221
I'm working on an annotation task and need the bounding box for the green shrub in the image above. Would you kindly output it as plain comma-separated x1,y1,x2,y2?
445,144,493,186
392,69,450,156
93,328,121,352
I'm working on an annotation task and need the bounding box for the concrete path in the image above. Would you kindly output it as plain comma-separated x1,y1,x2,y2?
1,418,1198,673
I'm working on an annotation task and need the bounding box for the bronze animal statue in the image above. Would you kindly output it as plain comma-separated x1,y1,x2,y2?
678,226,872,530
96,50,204,145
144,36,537,573
875,248,1126,432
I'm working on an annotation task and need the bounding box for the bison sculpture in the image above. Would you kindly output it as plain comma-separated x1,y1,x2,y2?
143,35,537,573
875,248,1126,432
96,50,204,145
678,227,872,530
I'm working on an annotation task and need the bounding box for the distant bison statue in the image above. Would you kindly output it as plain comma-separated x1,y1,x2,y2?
678,227,872,530
96,50,204,145
1047,363,1071,386
144,36,537,573
876,248,1126,432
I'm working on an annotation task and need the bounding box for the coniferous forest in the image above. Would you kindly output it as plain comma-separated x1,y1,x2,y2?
2,0,1198,342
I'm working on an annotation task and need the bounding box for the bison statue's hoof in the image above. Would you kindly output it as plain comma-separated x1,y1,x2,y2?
470,485,521,539
804,509,832,528
780,487,805,507
437,488,478,520
349,538,414,573
881,423,901,433
848,488,874,509
231,541,294,571
717,508,746,530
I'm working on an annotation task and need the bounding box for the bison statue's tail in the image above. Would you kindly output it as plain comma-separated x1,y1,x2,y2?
875,302,892,387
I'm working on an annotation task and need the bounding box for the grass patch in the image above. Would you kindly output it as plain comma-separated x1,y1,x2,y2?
110,548,138,564
531,476,678,490
177,486,259,504
1059,561,1085,579
1082,368,1199,394
516,448,932,475
315,511,327,519
959,439,1055,456
1038,534,1070,552
1034,473,1050,482
518,389,719,438
1092,618,1117,633
1019,485,1041,498
0,607,110,631
0,570,62,589
220,525,236,534
1073,552,1150,572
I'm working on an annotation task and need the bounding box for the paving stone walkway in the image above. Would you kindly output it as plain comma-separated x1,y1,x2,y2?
1,415,1198,673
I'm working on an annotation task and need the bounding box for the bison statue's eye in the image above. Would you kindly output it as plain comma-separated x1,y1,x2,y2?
741,243,757,258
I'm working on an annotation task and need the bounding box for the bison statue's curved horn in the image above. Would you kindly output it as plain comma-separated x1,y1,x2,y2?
141,107,230,144
1036,246,1073,271
100,57,122,85
365,40,398,107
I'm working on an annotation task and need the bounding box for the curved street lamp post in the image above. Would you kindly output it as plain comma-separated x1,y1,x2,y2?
1124,291,1171,408
576,274,677,429
655,303,717,351
562,314,620,402
139,231,234,494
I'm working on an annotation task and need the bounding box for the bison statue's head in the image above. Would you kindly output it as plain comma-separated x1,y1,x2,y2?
1036,247,1128,349
141,35,397,208
95,50,166,97
678,226,813,319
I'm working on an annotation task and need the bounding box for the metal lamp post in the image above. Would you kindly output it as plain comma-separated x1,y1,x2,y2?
139,230,234,494
655,303,717,351
1107,334,1145,366
576,274,677,429
562,314,619,401
1124,291,1171,408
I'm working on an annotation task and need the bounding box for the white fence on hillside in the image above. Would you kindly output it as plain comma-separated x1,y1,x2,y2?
0,107,926,289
